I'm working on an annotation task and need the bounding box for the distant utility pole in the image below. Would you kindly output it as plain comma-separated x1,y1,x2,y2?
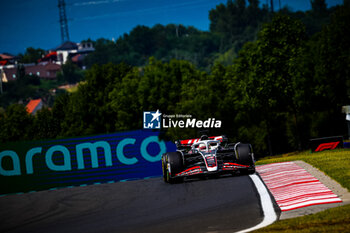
58,0,70,43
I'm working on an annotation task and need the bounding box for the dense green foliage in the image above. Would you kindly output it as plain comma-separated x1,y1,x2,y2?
0,74,63,108
0,66,47,108
0,2,349,156
0,104,33,142
83,0,339,70
84,25,221,70
0,61,82,108
209,0,269,52
18,47,45,64
56,58,85,84
82,0,271,70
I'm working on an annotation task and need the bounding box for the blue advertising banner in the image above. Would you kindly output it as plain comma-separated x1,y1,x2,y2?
0,130,176,195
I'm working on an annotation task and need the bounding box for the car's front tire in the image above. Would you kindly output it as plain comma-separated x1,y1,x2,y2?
235,143,255,175
162,152,184,183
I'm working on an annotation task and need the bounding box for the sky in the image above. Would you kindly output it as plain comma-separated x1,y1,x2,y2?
0,0,344,55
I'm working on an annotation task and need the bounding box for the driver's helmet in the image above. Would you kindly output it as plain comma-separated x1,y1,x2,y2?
208,142,218,150
199,145,206,151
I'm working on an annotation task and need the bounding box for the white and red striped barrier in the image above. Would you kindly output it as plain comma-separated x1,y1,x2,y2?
256,162,342,211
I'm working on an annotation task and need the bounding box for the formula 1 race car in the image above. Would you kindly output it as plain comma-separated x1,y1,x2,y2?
162,135,255,183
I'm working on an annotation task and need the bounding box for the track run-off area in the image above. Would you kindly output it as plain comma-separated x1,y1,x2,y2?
0,161,345,233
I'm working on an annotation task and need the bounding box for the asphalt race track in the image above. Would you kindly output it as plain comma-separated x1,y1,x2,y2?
0,175,268,233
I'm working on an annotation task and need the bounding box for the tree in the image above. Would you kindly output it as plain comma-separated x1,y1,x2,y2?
0,104,34,143
32,107,60,140
129,26,155,56
233,14,307,154
248,0,259,9
3,3,346,157
57,58,83,84
311,0,327,16
209,0,269,53
16,64,26,82
20,47,45,64
308,4,350,137
58,63,134,136
84,38,119,67
108,67,140,131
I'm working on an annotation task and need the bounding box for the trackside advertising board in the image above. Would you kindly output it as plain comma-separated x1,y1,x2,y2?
309,136,344,152
0,130,176,195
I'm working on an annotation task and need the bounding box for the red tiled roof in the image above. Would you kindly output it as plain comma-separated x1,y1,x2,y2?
0,54,14,60
26,63,61,79
2,63,61,82
38,51,57,63
0,60,8,66
71,54,82,62
46,51,57,57
44,62,61,71
26,99,42,114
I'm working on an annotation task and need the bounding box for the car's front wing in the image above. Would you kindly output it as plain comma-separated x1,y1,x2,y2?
174,162,251,178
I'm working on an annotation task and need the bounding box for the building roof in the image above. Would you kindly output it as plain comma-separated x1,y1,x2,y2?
26,99,42,114
44,62,61,71
38,51,57,63
71,54,84,63
0,53,14,60
2,63,61,82
55,41,78,51
0,53,15,67
26,62,61,78
0,60,8,66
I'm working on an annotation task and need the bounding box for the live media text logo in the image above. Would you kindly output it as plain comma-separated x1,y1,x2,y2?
143,110,162,129
143,110,222,129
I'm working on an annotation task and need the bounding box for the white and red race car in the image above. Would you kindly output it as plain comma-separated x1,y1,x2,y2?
162,135,256,183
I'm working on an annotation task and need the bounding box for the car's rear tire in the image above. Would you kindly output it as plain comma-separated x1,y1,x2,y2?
235,143,255,174
162,152,184,183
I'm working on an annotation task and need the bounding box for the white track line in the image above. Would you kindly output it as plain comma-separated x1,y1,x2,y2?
237,174,277,233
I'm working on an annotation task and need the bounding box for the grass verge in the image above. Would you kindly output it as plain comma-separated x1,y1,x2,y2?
39,79,64,91
253,204,350,232
253,149,350,232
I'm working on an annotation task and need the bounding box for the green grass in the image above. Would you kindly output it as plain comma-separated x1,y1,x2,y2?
66,85,78,93
39,79,64,91
253,149,350,232
253,204,350,232
66,81,86,93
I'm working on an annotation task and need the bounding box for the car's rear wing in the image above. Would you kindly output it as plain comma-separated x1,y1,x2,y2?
176,135,227,147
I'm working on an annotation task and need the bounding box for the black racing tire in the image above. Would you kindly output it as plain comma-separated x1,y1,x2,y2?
162,152,184,184
235,143,255,175
162,154,168,182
